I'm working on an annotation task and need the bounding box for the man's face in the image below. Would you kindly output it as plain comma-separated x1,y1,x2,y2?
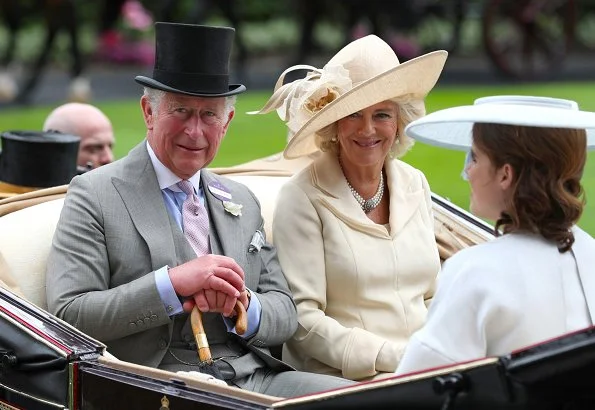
142,92,233,180
78,130,114,169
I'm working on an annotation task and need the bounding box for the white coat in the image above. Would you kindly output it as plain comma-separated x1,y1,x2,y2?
397,227,595,375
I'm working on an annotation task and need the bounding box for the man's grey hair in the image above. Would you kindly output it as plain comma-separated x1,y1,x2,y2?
143,87,166,112
143,87,236,117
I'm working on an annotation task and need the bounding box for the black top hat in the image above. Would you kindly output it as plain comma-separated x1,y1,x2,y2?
0,131,80,193
135,23,246,97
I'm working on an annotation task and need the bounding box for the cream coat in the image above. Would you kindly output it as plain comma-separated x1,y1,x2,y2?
273,152,440,380
397,227,595,375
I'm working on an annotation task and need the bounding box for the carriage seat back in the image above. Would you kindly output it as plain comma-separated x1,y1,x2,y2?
0,198,65,309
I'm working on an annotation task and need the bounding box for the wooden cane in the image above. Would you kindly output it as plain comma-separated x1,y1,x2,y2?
190,301,248,363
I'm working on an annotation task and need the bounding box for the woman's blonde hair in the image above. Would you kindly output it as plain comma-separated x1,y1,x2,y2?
314,95,425,158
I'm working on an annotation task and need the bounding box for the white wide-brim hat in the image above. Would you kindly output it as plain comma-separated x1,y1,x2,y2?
405,95,595,151
250,35,448,159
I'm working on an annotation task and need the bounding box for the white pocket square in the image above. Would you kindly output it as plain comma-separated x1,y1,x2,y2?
248,230,265,253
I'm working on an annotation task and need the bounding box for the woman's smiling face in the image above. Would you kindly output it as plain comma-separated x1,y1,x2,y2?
336,100,398,171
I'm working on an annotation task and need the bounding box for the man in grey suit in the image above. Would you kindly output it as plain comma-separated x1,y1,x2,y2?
45,22,352,397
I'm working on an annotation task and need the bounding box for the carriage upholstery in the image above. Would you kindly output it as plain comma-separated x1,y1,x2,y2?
0,166,491,312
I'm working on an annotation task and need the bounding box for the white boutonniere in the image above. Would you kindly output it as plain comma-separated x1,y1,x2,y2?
223,201,243,217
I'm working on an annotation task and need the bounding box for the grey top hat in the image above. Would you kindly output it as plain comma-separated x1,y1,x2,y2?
135,22,246,97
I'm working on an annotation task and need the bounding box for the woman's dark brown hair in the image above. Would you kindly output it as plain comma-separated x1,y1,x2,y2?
472,123,587,252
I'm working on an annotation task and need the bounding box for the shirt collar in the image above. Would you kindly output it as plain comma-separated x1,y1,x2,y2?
147,141,201,192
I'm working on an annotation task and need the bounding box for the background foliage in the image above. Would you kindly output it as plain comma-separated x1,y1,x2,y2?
0,82,594,233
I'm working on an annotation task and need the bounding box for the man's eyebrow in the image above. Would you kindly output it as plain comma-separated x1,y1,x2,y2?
83,142,107,149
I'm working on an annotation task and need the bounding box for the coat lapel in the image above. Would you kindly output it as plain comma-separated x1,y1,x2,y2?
312,152,423,238
201,170,247,268
111,142,178,270
386,159,424,238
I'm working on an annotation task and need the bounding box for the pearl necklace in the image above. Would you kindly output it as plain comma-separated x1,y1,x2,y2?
343,168,385,213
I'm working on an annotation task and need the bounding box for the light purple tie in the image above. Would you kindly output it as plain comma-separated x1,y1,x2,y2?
177,180,210,256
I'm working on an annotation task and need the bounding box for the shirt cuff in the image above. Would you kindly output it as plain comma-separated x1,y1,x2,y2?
155,265,183,316
223,290,261,338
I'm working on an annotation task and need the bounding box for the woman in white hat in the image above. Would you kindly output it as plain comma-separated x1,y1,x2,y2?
396,95,595,375
252,35,448,380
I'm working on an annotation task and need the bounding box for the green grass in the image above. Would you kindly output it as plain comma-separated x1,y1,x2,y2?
1,81,594,233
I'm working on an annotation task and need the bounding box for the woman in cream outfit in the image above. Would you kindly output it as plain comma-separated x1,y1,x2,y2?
252,35,447,380
397,96,595,375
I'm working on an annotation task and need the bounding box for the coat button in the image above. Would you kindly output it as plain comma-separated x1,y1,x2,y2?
144,317,151,325
136,319,144,326
129,322,136,330
183,334,192,342
158,339,167,349
151,314,158,321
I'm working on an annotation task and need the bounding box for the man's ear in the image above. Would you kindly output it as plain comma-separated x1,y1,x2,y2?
222,109,235,134
140,95,154,130
499,163,515,191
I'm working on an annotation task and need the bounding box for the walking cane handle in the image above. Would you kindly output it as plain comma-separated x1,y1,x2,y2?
234,300,248,335
190,306,212,363
190,301,248,363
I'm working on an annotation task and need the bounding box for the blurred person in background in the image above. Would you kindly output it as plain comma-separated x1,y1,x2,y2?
43,102,115,171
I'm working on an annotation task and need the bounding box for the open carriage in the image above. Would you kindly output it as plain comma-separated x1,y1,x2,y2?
0,154,594,409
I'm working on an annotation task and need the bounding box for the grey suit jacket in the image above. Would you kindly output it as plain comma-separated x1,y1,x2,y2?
46,142,297,373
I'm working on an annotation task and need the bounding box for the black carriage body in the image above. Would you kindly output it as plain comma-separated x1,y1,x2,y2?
0,289,103,409
3,281,595,410
77,361,272,410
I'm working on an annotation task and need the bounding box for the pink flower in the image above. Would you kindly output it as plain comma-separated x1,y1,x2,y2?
122,0,153,31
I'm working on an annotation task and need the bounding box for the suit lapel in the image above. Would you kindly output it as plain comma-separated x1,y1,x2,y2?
201,170,247,268
312,153,423,238
111,143,179,270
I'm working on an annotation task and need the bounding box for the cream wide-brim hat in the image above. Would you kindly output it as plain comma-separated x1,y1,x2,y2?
405,95,595,151
250,35,448,159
